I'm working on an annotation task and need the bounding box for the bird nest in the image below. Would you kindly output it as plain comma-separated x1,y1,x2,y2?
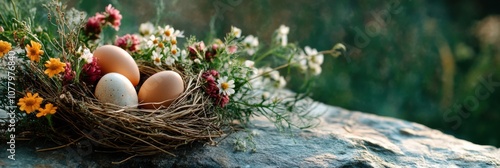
19,62,224,157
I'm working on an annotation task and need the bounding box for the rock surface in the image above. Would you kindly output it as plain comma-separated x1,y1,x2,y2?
1,103,500,167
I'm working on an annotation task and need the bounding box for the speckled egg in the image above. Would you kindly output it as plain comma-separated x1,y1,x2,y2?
94,45,140,86
138,71,184,109
95,73,138,107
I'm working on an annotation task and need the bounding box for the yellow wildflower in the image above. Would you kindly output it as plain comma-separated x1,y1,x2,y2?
0,40,12,58
25,40,44,62
44,58,66,78
17,92,44,114
36,103,57,118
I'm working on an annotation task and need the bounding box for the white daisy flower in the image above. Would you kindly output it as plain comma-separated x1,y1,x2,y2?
170,36,178,45
159,25,184,41
172,29,184,38
217,76,236,96
231,26,242,38
160,25,173,37
170,45,178,56
152,51,163,66
146,35,159,48
165,56,176,66
139,22,155,36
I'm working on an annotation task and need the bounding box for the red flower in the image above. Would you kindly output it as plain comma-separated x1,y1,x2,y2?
202,70,230,107
115,34,140,52
208,69,219,78
63,62,76,83
195,41,206,52
217,95,230,107
205,44,218,62
84,13,105,40
81,57,102,84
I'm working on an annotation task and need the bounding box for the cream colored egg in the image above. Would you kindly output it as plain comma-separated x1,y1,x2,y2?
138,71,184,109
94,45,140,86
95,73,138,107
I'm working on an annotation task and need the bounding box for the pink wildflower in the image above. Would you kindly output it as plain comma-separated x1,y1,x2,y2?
205,44,218,61
217,95,230,107
115,34,140,52
195,41,206,52
104,5,122,30
188,41,207,60
227,45,238,54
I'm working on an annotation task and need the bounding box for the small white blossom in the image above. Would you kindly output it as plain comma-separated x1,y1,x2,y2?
262,92,271,100
217,76,236,96
231,26,242,38
80,48,93,63
276,25,290,47
305,46,324,66
244,60,255,68
35,26,43,33
139,22,155,36
243,35,259,55
178,49,188,60
194,58,201,64
165,56,176,66
294,51,308,72
146,35,160,48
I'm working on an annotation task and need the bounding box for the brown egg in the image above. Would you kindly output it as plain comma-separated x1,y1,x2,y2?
138,71,184,109
93,45,140,86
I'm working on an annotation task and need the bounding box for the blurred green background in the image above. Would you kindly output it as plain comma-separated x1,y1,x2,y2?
68,0,500,147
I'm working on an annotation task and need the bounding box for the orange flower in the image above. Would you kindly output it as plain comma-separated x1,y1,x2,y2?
36,103,57,118
25,40,44,62
44,58,66,78
0,40,12,58
17,92,44,114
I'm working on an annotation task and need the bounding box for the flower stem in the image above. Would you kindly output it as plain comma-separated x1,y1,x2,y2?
254,47,278,63
249,63,290,81
46,114,55,132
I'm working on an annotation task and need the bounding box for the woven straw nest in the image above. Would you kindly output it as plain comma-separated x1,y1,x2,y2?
21,61,224,157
